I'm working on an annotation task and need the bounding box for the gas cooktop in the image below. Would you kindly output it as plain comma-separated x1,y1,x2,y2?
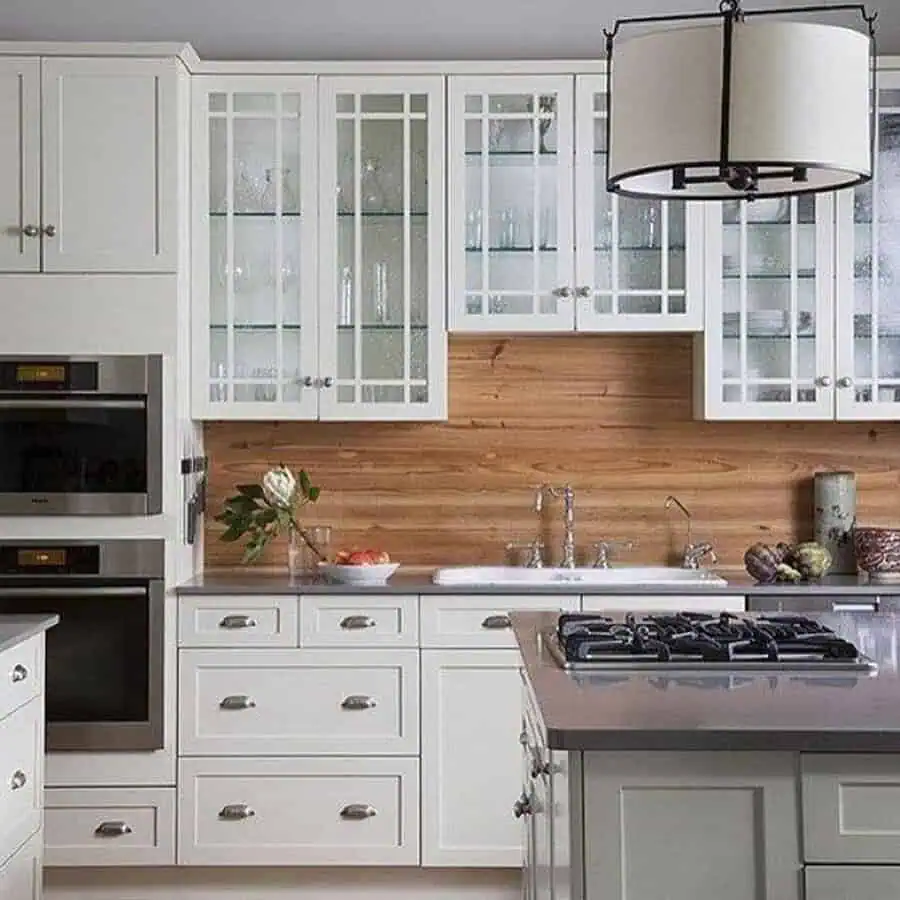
545,611,876,672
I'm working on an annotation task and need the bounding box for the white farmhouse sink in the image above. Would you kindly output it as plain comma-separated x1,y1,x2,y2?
431,566,727,588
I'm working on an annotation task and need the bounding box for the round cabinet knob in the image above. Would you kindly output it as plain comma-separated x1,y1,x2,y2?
816,376,833,388
551,286,573,298
575,285,592,298
513,794,533,818
10,664,27,683
837,376,854,389
21,225,39,238
42,225,56,238
10,770,26,791
322,377,335,388
302,376,315,388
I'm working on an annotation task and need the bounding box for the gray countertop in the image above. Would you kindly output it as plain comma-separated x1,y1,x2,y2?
513,609,900,753
0,614,58,655
177,571,892,596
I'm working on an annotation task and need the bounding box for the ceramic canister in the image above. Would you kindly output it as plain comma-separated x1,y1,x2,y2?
813,471,857,574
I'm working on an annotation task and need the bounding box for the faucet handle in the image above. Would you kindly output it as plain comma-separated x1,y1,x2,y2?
683,542,717,570
506,538,545,569
592,540,636,569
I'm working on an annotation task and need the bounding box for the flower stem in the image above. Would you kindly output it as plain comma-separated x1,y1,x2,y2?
290,518,327,561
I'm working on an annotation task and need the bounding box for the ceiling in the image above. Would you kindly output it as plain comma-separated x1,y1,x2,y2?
0,0,896,60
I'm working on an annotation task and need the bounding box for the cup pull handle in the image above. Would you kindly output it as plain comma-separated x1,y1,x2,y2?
340,615,376,630
94,821,133,837
341,694,377,711
219,804,255,821
219,615,258,629
481,614,512,630
340,803,377,820
219,695,256,711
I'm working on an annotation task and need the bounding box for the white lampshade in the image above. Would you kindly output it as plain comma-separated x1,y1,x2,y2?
608,19,872,199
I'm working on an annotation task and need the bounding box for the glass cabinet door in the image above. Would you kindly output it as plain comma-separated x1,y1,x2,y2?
448,76,575,332
836,79,900,420
574,75,702,332
192,76,319,419
318,77,446,420
701,194,835,420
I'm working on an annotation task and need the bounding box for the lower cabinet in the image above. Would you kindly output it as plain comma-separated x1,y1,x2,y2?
806,866,900,898
421,649,523,867
178,757,419,866
0,830,41,900
44,787,176,867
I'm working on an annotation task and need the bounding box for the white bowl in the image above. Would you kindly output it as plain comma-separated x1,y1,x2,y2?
318,563,399,585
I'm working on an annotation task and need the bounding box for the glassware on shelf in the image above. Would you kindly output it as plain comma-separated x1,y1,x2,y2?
361,157,389,212
639,206,659,249
539,207,555,251
537,95,556,154
339,266,354,325
465,209,483,250
498,209,520,250
373,262,389,323
259,167,299,213
234,160,265,213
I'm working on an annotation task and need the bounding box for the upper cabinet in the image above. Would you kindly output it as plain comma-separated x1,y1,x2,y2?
0,57,178,274
448,74,703,333
191,74,447,421
698,71,900,422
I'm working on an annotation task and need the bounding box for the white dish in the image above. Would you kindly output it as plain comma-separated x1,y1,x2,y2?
318,562,399,585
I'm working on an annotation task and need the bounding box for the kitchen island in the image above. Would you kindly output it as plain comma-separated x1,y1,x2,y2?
513,609,900,900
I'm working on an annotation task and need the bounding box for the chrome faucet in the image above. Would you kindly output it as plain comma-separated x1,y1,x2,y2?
536,484,577,568
664,495,718,570
592,540,636,569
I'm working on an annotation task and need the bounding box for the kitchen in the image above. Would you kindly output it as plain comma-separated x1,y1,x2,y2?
0,0,900,899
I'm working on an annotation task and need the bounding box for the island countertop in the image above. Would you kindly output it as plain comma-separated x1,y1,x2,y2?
513,609,900,753
177,570,894,597
0,614,59,655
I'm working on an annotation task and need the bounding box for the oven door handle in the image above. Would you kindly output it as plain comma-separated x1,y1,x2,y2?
0,586,148,598
0,398,145,409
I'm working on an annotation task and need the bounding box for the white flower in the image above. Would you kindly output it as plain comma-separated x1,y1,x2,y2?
262,467,296,510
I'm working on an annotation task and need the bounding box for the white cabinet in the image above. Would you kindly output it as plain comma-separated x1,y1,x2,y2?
0,57,177,275
698,70,900,422
421,649,523,867
0,831,41,900
806,866,900,899
448,74,702,334
192,75,447,421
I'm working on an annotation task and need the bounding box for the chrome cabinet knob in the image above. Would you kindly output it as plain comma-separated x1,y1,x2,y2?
219,804,255,821
11,664,27,683
551,286,573,298
322,377,335,388
340,803,377,820
21,225,39,238
837,376,854,389
574,285,592,298
218,614,257,630
219,695,256,711
43,225,56,238
341,694,377,711
531,760,552,778
513,793,533,818
94,820,133,837
481,614,511,630
340,615,376,630
302,376,315,387
10,770,26,791
816,375,833,388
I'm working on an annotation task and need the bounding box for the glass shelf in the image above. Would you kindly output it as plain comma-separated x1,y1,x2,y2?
465,245,558,253
209,211,302,218
336,324,429,331
723,270,817,280
211,323,302,331
723,331,816,340
465,150,557,158
596,245,687,253
337,211,428,218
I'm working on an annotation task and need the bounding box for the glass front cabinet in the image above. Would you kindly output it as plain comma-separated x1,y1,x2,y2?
448,74,703,333
191,75,446,420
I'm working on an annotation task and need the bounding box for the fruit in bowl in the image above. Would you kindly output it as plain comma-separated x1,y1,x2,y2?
320,549,398,585
334,549,392,566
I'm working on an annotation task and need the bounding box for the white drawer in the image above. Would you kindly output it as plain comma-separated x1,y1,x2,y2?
299,594,418,647
420,594,579,648
806,866,900,898
0,697,42,864
802,754,900,862
179,594,298,647
0,636,42,723
581,594,746,613
179,757,419,866
44,787,175,867
0,829,41,899
179,648,419,756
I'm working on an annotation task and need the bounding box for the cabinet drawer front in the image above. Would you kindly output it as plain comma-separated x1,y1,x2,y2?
179,649,419,756
802,755,900,862
420,595,579,648
179,757,419,866
806,866,900,898
44,787,175,867
179,595,298,647
0,698,42,861
0,636,42,722
581,594,745,613
299,595,418,647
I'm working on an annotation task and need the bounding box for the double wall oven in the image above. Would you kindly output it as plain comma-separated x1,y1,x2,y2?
0,539,165,751
0,355,163,515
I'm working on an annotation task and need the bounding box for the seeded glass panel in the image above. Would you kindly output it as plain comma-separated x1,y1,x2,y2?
234,94,275,113
209,218,227,327
361,94,404,113
209,93,226,113
875,112,900,383
209,118,227,214
234,330,276,382
232,218,276,326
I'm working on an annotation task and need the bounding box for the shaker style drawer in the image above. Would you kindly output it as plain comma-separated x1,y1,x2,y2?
179,595,298,647
806,866,900,898
179,649,419,756
802,755,900,862
420,594,579,648
582,594,746,613
44,787,176,867
0,635,42,723
0,697,42,863
179,757,419,866
299,594,418,647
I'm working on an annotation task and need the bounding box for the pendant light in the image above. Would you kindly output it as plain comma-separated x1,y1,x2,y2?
604,1,878,200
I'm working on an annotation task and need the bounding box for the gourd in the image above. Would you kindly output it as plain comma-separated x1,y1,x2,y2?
743,542,783,583
791,541,832,580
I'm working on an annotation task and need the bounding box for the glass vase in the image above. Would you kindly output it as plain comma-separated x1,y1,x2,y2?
287,525,331,577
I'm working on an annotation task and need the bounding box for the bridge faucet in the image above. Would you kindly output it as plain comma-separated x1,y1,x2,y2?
536,484,577,569
664,495,718,570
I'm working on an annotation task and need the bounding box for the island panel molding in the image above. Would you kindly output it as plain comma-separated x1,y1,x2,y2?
204,335,900,570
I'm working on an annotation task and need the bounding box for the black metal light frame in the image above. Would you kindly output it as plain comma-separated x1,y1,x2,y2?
604,0,879,200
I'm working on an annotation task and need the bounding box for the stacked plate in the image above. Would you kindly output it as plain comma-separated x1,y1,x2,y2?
746,310,788,336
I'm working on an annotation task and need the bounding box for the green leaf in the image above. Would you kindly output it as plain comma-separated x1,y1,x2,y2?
257,507,278,526
219,525,245,543
237,484,265,500
308,486,321,502
299,469,312,498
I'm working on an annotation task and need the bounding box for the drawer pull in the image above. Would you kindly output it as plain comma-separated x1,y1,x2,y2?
481,614,512,630
340,803,377,820
94,820,133,838
10,664,27,683
9,770,26,791
341,694,377,711
219,804,256,821
219,614,258,629
219,695,257,711
340,615,376,630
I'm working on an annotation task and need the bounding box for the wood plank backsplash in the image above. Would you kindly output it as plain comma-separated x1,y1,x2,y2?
204,335,900,570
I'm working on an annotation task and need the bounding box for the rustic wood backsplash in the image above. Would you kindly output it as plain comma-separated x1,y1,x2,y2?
204,335,900,570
